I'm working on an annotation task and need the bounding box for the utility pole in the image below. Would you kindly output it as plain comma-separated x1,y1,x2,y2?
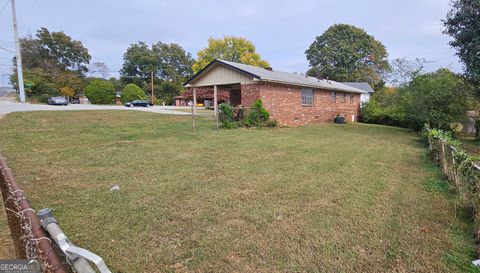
150,71,154,103
11,0,25,102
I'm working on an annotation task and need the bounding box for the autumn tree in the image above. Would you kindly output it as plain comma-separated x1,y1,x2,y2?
192,36,269,73
11,28,91,101
305,24,389,88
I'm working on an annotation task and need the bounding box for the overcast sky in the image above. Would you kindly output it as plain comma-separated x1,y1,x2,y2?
0,0,461,82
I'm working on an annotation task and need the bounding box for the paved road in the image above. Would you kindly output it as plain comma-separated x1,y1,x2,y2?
0,87,15,98
0,100,194,117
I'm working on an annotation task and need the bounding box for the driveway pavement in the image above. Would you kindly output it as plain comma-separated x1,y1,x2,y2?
0,99,193,117
0,88,15,98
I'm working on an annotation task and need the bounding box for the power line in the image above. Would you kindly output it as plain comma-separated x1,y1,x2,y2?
0,0,10,15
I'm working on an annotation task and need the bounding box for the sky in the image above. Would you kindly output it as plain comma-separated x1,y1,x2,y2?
0,0,461,84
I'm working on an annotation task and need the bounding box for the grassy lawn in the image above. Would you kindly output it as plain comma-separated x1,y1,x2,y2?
0,111,479,272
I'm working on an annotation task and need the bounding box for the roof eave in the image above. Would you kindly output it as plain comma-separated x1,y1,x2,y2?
256,78,367,93
184,59,261,87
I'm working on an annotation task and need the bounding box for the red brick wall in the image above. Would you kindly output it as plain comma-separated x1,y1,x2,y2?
254,83,361,126
241,83,261,107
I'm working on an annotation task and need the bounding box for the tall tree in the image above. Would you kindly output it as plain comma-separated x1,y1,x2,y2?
120,42,157,86
35,27,91,72
192,36,269,73
153,42,195,82
11,28,90,100
120,41,195,102
443,0,480,88
305,24,389,88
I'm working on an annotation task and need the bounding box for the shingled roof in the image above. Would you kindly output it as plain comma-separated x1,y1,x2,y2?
185,60,367,94
342,82,375,93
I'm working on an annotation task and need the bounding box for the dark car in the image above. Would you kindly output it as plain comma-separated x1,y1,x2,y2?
47,96,68,106
124,100,153,107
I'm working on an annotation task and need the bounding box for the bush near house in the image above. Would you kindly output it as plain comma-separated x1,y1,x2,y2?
84,79,116,104
121,83,145,103
219,99,276,129
361,69,473,131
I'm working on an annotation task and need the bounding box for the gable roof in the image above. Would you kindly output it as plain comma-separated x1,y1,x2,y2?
342,82,375,93
185,60,367,94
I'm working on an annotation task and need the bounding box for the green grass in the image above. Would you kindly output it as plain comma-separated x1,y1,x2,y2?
0,111,479,272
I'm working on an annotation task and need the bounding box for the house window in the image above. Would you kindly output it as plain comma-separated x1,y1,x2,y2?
331,91,336,103
349,93,354,103
301,88,314,106
342,93,346,103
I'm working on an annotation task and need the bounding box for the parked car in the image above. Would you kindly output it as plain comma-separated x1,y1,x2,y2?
124,100,153,107
47,96,68,106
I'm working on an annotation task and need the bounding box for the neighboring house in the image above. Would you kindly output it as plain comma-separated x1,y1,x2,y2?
342,82,375,103
115,91,122,105
184,59,366,126
75,93,89,104
174,96,187,106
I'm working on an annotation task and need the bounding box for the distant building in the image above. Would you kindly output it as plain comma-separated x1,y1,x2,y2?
342,82,375,103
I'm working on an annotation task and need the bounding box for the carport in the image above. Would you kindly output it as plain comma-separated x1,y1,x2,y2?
184,60,258,130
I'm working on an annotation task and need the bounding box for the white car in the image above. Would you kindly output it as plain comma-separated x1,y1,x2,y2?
47,96,68,106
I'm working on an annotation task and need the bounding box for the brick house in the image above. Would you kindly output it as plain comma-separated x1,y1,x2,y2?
184,59,367,126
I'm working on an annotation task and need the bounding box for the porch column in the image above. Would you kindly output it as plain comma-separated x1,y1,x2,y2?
213,85,218,117
214,85,219,130
193,87,197,115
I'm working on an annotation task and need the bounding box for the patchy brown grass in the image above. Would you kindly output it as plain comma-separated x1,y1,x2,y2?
0,111,478,272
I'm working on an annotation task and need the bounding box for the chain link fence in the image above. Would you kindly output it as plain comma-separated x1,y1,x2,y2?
0,155,68,273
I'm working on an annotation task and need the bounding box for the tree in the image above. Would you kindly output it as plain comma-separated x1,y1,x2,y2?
90,62,110,79
192,36,269,73
443,0,480,88
35,27,91,72
121,83,145,103
361,68,473,130
84,79,115,104
305,24,389,88
120,42,156,85
121,41,194,103
401,68,472,130
153,42,195,82
387,58,429,87
59,87,75,98
11,28,91,101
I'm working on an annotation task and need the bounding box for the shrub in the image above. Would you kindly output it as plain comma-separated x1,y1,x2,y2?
266,119,278,128
245,99,270,127
219,103,237,129
85,79,115,104
218,100,275,129
121,84,146,103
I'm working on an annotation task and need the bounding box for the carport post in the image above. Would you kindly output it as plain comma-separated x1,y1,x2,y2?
192,87,197,132
214,85,219,130
193,87,197,115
